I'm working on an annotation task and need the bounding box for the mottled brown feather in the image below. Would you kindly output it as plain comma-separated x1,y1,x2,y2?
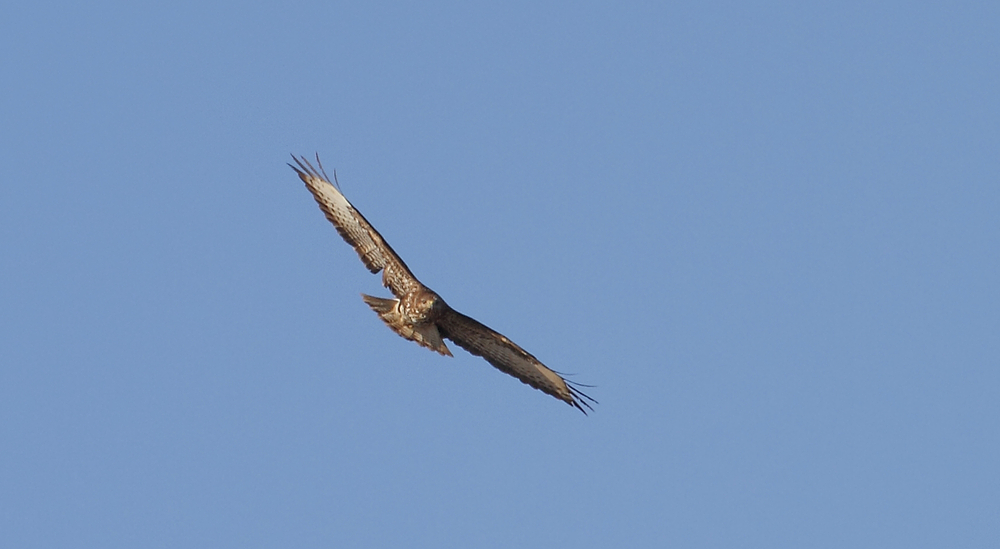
437,309,595,413
289,155,422,298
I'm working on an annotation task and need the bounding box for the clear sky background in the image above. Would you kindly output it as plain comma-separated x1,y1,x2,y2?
2,1,997,547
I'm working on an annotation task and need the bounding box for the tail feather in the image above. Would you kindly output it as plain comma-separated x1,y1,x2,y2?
361,294,396,314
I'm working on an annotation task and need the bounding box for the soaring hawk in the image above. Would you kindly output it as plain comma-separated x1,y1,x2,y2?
290,155,595,413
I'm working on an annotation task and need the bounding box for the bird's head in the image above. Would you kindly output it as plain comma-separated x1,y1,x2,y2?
417,291,448,318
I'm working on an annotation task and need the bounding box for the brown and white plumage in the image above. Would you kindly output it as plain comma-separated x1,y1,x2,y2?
290,154,595,413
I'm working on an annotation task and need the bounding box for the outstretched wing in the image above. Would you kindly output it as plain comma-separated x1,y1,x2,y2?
437,309,596,414
290,155,423,298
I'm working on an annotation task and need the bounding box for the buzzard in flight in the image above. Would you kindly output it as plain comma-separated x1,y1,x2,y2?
290,155,595,413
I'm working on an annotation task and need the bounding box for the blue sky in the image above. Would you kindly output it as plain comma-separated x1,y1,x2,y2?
2,1,998,547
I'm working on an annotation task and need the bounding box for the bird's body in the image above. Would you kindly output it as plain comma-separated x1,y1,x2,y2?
290,155,594,413
361,291,452,357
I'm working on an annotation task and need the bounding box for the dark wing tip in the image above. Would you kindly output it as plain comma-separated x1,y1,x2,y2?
566,381,597,415
550,368,597,414
312,152,335,184
288,153,333,184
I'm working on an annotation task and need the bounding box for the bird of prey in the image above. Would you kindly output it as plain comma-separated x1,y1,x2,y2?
290,154,595,413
